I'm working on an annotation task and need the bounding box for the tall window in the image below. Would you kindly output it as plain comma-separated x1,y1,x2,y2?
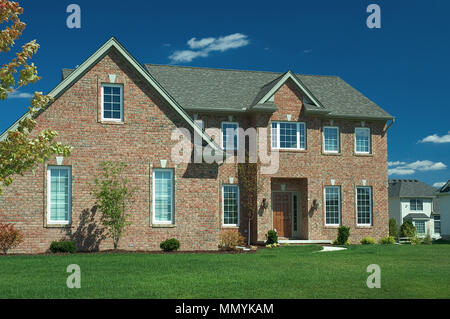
355,128,370,154
271,122,306,150
414,220,426,235
102,84,123,121
356,187,372,225
47,166,71,224
153,169,174,224
223,185,239,226
410,199,423,211
323,126,339,153
222,122,239,151
324,186,340,225
434,215,441,234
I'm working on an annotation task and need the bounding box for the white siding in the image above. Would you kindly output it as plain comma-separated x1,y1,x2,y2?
438,194,450,237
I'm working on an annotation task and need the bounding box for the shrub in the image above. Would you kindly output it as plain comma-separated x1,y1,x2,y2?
360,236,377,245
379,236,395,244
0,223,24,254
410,236,421,245
400,220,416,238
218,231,245,251
160,238,180,252
389,218,398,237
334,226,350,245
49,240,76,253
423,234,432,245
265,229,278,245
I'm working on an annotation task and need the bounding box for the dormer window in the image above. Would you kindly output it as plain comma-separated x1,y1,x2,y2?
102,84,123,122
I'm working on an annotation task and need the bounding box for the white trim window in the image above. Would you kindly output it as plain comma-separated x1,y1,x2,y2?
434,215,441,234
101,84,123,122
323,126,339,153
410,199,423,211
47,166,71,224
222,184,239,226
324,186,340,226
414,219,426,236
152,169,174,224
355,127,370,154
356,186,372,225
271,121,306,150
221,122,239,151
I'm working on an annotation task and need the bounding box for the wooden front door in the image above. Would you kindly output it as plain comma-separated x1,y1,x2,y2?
273,192,292,238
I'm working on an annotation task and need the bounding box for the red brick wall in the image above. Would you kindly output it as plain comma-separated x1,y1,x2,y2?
254,79,389,244
0,52,389,253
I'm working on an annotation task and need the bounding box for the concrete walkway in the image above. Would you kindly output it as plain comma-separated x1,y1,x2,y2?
316,246,347,252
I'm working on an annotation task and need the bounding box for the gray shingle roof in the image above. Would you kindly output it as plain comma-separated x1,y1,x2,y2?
61,63,394,119
389,179,437,198
145,64,393,119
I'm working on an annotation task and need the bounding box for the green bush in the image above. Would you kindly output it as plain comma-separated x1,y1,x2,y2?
265,229,278,245
423,234,432,245
334,226,350,245
49,241,76,253
389,218,398,237
410,236,421,245
400,220,416,238
379,236,395,244
360,236,377,245
160,238,180,252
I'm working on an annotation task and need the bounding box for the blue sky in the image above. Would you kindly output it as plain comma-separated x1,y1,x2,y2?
2,0,449,187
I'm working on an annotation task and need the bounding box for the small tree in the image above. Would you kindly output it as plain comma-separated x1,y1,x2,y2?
389,218,398,237
0,1,72,195
92,161,136,250
400,220,416,238
237,159,260,246
0,223,23,254
334,225,350,245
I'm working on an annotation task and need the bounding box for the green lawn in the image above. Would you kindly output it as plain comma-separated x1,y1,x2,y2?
1,244,449,298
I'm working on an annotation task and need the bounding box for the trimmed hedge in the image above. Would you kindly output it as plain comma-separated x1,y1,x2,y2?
160,238,180,252
50,241,76,253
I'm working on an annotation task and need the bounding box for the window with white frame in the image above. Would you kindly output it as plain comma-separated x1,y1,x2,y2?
102,84,123,121
410,199,423,211
355,127,370,154
324,186,340,225
221,122,239,151
434,215,440,234
356,186,372,225
323,126,339,153
223,185,239,226
271,121,306,150
152,169,174,224
47,166,71,224
414,220,426,235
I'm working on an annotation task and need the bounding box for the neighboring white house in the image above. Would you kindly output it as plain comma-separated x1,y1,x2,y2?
436,180,450,239
388,179,440,239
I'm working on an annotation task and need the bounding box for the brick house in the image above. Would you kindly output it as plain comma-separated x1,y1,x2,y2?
0,38,394,253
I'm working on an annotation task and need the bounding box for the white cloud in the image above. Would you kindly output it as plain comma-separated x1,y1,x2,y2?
433,182,446,188
404,160,446,171
388,160,447,176
187,37,215,49
388,161,406,167
388,168,415,176
418,131,450,144
8,90,33,99
169,33,249,63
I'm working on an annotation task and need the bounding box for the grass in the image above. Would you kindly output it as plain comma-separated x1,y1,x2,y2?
1,244,450,298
